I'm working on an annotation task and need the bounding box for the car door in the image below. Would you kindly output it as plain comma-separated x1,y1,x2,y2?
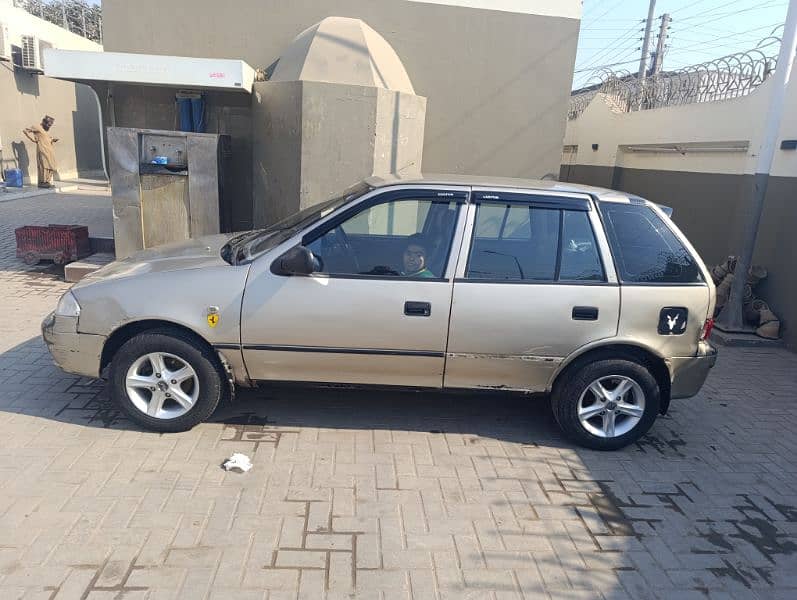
445,188,620,392
240,186,468,387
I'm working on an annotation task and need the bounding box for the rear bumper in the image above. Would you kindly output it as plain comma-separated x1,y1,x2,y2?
41,312,106,379
669,341,718,399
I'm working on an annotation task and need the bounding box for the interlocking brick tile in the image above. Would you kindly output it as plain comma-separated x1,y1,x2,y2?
304,533,352,550
274,550,326,569
241,567,299,590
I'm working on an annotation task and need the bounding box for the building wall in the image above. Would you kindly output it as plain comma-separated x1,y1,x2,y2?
251,81,305,228
561,77,797,349
101,0,580,180
252,80,426,226
0,0,103,182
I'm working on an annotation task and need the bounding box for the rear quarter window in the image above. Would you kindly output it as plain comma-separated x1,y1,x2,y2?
599,202,703,284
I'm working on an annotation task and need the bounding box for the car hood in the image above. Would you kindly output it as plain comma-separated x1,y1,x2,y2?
73,234,236,288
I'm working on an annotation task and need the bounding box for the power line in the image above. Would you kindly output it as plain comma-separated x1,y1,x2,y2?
677,0,784,21
577,38,639,74
669,0,748,22
574,58,640,74
674,24,782,45
582,0,611,19
668,21,783,51
669,0,739,15
584,0,632,28
677,1,787,26
581,25,642,31
575,0,786,86
599,43,641,69
583,18,644,23
576,22,642,72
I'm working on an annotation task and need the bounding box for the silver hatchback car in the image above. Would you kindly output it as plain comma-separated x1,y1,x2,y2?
42,175,717,450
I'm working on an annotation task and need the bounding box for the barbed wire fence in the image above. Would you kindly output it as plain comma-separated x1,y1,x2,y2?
13,0,102,43
569,30,782,120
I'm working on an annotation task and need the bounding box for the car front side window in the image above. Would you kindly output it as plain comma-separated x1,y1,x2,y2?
305,195,461,278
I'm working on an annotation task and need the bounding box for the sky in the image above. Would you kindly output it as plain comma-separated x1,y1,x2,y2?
574,0,789,89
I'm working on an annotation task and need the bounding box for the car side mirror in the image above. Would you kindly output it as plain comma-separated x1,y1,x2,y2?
271,245,317,276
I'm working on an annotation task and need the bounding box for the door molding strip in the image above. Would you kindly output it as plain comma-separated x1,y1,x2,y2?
231,344,445,358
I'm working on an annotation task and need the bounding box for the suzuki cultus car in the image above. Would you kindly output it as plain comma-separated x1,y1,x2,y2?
43,175,717,450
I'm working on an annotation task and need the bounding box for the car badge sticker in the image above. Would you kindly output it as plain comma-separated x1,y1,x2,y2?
658,307,688,335
207,306,220,328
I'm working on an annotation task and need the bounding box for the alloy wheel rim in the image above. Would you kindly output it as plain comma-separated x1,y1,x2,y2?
125,352,199,419
577,375,645,439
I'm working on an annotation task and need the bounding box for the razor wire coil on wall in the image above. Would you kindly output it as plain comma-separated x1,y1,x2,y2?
13,0,102,43
569,37,781,120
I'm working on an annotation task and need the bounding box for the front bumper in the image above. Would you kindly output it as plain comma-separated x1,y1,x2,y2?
669,341,718,399
41,312,106,379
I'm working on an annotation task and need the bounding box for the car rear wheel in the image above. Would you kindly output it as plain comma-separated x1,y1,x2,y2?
109,330,223,432
551,358,660,450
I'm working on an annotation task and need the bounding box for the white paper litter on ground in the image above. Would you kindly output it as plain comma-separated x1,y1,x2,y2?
222,453,252,472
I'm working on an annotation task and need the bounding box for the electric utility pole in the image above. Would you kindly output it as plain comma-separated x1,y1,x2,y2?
651,13,671,75
716,0,797,332
637,0,657,108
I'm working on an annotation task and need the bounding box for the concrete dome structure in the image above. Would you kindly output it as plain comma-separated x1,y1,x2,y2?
270,16,415,94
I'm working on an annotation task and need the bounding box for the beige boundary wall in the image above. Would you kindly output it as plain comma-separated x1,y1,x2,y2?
561,77,797,349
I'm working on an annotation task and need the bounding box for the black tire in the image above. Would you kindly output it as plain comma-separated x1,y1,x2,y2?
108,329,224,432
551,358,660,451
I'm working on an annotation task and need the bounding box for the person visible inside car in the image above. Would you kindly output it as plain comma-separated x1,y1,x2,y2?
401,234,435,278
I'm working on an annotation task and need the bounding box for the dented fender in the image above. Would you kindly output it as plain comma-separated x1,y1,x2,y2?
41,312,106,379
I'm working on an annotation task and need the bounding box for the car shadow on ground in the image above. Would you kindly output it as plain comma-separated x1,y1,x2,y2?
1,336,570,447
215,383,567,448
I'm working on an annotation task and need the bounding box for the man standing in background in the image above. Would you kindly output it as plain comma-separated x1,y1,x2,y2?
23,115,59,188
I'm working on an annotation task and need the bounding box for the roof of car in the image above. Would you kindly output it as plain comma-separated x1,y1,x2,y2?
364,173,634,202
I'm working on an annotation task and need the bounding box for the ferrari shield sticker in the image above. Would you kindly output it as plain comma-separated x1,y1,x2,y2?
207,306,220,328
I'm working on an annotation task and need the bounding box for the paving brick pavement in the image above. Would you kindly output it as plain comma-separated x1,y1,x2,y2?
0,192,796,599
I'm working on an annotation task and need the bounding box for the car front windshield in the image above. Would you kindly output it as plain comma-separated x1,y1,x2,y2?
243,181,372,260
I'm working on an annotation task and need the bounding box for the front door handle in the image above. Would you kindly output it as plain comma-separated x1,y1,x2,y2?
572,306,599,321
405,301,431,317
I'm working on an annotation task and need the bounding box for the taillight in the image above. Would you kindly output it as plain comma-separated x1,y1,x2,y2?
699,318,715,341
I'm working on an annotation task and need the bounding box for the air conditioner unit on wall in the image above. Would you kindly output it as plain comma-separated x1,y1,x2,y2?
0,23,11,61
20,35,42,72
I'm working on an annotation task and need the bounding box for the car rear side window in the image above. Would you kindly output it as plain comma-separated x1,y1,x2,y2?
599,202,703,284
466,203,605,282
559,210,604,281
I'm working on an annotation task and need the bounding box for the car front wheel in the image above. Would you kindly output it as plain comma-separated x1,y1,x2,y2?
109,330,224,432
551,358,660,450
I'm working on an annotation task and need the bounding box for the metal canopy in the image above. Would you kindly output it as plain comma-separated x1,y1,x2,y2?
43,49,255,93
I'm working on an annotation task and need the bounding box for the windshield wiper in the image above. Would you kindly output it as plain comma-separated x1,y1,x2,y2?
221,230,264,265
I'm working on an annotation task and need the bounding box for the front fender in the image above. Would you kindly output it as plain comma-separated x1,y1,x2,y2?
73,265,248,346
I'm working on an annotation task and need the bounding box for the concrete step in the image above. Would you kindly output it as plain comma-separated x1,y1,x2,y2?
711,328,783,348
64,253,115,283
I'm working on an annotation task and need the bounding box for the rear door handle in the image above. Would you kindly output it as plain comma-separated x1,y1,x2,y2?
404,301,432,317
572,306,599,321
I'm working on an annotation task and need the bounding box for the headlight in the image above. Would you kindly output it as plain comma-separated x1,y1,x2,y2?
55,291,81,317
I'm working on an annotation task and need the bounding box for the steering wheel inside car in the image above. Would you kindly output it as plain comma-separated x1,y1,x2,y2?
318,226,361,273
